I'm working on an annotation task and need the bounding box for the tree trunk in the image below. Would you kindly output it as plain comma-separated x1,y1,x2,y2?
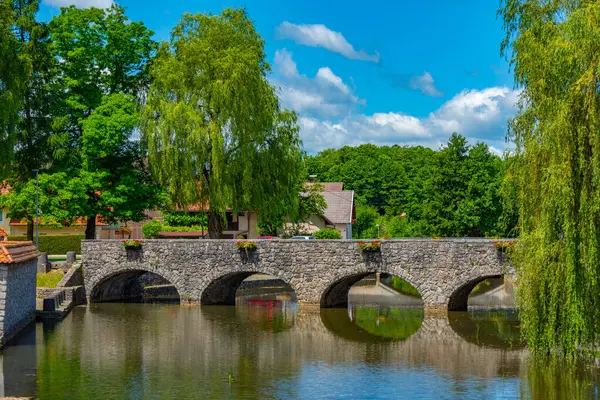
208,212,223,239
27,219,34,242
85,215,97,240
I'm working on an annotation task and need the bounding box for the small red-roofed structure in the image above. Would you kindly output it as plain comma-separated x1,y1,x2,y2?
0,240,38,346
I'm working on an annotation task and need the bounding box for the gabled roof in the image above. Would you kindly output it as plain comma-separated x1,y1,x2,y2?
0,241,38,264
306,182,344,192
322,190,354,224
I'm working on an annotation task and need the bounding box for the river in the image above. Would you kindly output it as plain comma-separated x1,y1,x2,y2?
1,297,599,399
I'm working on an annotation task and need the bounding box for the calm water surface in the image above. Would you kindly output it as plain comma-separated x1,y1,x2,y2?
1,302,599,399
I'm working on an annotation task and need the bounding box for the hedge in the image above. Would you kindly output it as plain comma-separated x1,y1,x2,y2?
8,234,84,255
314,228,342,240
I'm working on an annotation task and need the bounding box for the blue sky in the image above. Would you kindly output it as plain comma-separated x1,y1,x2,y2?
39,0,519,154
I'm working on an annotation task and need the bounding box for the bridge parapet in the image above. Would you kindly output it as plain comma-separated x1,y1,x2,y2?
82,239,513,310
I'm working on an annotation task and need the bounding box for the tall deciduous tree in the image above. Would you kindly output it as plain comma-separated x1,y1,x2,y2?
143,9,304,238
75,93,165,238
0,0,57,240
0,0,20,173
500,0,600,356
48,4,157,238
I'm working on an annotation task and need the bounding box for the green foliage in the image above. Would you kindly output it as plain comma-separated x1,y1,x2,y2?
122,239,141,249
258,182,327,237
314,228,342,240
142,220,162,239
0,173,85,231
388,276,421,298
163,211,207,227
160,225,206,233
236,241,257,250
142,8,304,237
142,220,207,238
48,4,155,160
499,0,600,356
310,134,510,238
353,307,424,340
37,269,65,288
9,234,83,254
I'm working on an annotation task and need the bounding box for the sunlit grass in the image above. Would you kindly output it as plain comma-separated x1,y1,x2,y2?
37,270,65,288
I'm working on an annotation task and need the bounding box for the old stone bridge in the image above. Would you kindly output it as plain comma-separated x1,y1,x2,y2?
81,239,513,310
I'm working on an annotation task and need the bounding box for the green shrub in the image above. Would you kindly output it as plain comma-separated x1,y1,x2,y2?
142,220,163,238
161,225,206,233
142,220,207,238
163,211,207,227
8,234,84,254
314,228,342,240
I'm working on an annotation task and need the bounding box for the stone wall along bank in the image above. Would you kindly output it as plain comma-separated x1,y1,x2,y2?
0,241,38,346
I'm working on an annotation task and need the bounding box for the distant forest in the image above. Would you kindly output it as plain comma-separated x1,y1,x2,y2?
307,133,518,239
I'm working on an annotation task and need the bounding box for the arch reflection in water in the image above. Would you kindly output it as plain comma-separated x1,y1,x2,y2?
448,309,525,350
345,273,423,308
348,304,424,340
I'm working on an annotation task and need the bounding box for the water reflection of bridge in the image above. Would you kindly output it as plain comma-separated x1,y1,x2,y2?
2,306,527,397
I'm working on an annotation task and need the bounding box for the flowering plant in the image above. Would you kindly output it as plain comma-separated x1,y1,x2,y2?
358,240,381,252
123,239,142,249
494,240,515,251
236,241,257,250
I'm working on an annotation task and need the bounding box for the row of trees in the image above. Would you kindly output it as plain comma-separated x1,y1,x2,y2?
0,3,306,239
308,133,516,239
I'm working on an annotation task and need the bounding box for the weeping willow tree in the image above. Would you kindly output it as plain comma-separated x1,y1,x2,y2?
500,0,600,356
142,8,304,237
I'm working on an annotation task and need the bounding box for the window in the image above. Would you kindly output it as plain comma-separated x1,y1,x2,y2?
0,209,3,222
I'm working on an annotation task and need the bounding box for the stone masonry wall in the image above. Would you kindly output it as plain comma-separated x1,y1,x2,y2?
82,239,511,310
0,259,37,345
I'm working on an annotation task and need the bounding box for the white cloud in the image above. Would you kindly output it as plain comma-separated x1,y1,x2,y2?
428,87,520,140
43,0,113,8
296,87,520,153
273,49,298,79
316,67,350,94
409,72,443,97
276,22,380,63
272,49,363,118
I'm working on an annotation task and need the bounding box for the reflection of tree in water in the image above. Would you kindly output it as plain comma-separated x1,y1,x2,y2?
350,306,424,340
244,300,297,333
523,358,600,400
448,310,525,350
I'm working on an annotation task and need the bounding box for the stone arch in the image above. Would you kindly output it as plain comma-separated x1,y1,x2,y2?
320,272,372,308
321,266,424,309
447,274,502,311
200,271,297,306
89,269,184,303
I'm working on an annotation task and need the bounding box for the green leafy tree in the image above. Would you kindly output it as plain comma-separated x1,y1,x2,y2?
74,93,165,239
499,0,600,356
417,134,504,237
353,205,379,239
0,172,84,232
259,182,327,237
0,0,20,173
143,8,304,238
49,4,155,153
45,5,157,238
0,0,57,239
